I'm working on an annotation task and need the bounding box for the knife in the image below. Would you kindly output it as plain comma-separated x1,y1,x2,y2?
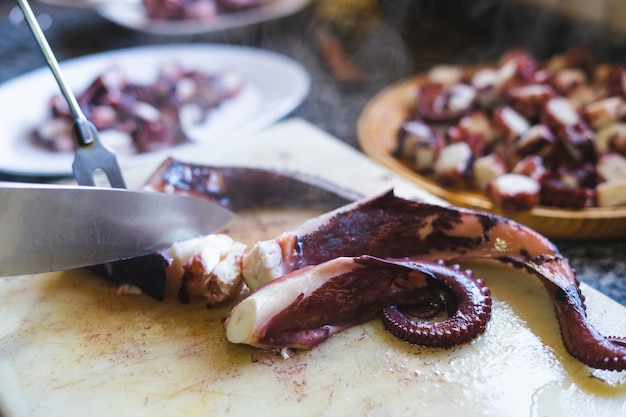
0,182,235,276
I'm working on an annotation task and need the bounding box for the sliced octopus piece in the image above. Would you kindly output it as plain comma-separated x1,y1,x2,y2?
225,256,492,350
91,234,247,306
243,189,626,371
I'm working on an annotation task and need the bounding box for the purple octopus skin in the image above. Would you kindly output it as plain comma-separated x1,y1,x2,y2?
243,190,626,371
89,253,168,301
144,157,363,211
224,256,491,350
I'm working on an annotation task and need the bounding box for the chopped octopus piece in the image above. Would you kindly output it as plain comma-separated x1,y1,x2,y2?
417,82,476,123
471,68,500,107
505,84,555,120
471,68,499,91
539,179,596,209
566,83,600,108
241,190,626,370
492,48,537,95
542,97,596,164
31,118,74,153
433,142,473,185
610,128,626,156
597,153,626,182
584,96,626,130
473,153,507,191
594,123,626,154
512,155,546,181
167,234,247,305
596,179,626,207
395,120,444,172
458,111,496,144
552,68,587,95
427,65,464,86
447,122,489,156
605,65,626,97
492,106,530,141
226,256,491,350
498,47,538,80
93,234,246,306
486,173,540,214
514,124,556,158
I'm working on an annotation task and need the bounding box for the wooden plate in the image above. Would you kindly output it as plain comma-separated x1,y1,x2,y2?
357,74,626,240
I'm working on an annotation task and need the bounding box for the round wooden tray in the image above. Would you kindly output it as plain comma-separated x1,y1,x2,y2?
357,74,626,240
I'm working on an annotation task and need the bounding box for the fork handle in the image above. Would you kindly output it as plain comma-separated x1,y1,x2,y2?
16,0,85,122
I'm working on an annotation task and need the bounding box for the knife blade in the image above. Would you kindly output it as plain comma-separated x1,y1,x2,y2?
0,182,235,276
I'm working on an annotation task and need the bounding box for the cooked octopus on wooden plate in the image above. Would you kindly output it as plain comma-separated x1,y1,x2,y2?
357,46,626,239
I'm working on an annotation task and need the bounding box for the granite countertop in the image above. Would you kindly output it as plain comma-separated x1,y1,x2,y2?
0,0,624,305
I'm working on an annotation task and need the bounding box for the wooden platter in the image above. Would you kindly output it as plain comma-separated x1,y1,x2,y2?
357,74,626,240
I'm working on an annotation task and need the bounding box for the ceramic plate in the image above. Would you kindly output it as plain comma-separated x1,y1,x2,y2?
357,73,626,240
95,0,311,36
0,44,310,177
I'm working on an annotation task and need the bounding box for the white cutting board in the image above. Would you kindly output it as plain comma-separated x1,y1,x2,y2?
1,119,625,417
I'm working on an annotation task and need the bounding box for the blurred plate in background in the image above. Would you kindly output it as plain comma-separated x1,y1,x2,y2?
96,0,311,36
37,0,136,8
0,44,310,177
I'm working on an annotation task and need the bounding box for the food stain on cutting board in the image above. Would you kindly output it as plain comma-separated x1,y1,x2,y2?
1,208,626,417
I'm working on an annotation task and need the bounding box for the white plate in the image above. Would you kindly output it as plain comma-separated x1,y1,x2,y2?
0,44,310,177
95,0,311,36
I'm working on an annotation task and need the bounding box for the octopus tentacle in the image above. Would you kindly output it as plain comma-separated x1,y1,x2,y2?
395,294,445,320
243,190,626,370
608,337,626,348
543,280,626,371
225,256,491,350
381,262,492,348
144,157,363,211
500,255,626,370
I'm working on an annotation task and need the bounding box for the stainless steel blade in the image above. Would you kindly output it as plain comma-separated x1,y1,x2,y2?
0,183,235,276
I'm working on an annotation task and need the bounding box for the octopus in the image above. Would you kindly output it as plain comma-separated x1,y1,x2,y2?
395,46,626,212
33,65,243,155
92,157,361,301
97,159,626,371
233,189,626,370
227,256,492,350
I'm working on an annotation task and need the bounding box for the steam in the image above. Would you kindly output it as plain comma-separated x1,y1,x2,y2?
376,0,624,67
